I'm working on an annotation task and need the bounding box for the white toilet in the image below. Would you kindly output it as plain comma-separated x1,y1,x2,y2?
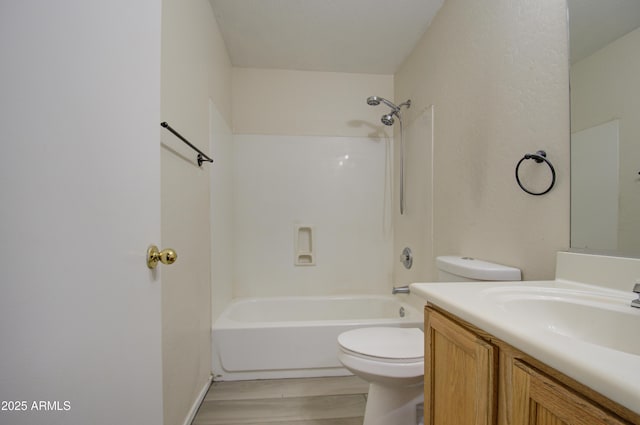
337,256,521,425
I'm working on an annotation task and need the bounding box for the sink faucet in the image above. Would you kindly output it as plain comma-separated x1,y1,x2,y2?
392,285,410,295
632,284,640,308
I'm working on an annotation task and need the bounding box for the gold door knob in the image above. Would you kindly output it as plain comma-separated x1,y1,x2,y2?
147,245,178,269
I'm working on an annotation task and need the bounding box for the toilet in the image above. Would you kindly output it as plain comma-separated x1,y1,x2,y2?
337,256,521,425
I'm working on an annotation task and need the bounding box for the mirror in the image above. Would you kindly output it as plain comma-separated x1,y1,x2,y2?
569,0,640,257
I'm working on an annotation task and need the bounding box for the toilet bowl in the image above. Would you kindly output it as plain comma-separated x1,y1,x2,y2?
338,327,424,425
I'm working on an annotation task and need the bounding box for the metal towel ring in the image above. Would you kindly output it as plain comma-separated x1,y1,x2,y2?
515,150,556,196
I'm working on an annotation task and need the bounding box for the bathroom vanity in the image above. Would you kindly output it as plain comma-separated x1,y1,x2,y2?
424,306,638,425
412,252,640,425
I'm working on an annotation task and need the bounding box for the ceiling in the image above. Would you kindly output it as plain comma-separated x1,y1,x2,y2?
209,1,640,73
569,0,640,64
209,0,444,74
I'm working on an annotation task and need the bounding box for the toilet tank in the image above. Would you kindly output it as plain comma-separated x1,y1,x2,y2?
436,256,521,282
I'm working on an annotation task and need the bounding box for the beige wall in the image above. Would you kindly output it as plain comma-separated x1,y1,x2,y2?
232,68,394,137
161,0,231,423
394,0,571,281
570,27,640,256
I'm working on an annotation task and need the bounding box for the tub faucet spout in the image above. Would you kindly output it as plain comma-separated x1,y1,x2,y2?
632,283,640,308
392,285,410,295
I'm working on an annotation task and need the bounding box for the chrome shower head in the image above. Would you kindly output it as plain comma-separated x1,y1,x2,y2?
367,96,382,106
366,95,399,111
381,113,395,126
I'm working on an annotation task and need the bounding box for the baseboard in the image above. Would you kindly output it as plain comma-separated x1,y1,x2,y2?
182,374,213,425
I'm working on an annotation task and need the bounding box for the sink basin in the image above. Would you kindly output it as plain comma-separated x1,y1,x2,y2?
482,287,640,356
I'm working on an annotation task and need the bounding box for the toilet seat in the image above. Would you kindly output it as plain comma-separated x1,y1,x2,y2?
337,327,425,425
338,327,424,362
337,327,424,381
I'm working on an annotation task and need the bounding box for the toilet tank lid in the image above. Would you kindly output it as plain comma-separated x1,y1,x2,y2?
436,256,522,281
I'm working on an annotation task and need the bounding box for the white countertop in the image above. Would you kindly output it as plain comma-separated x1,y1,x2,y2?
411,279,640,415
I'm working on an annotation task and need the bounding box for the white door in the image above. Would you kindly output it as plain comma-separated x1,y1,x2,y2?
0,2,164,425
571,120,620,251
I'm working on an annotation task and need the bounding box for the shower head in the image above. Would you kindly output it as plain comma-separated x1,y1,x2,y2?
367,96,382,106
366,95,400,111
381,113,395,126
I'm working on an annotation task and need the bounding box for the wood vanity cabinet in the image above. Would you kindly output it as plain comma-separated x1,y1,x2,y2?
424,307,496,425
511,360,629,425
424,306,640,425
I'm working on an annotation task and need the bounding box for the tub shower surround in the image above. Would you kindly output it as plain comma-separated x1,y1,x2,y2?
215,134,399,381
232,134,394,298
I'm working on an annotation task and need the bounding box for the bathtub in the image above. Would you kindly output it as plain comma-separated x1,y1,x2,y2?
212,295,423,381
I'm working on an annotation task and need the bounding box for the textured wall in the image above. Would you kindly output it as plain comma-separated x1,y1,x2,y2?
394,0,571,281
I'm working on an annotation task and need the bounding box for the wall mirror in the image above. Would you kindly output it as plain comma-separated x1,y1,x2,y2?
569,0,640,257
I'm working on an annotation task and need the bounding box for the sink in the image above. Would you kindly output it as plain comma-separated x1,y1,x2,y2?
482,287,640,356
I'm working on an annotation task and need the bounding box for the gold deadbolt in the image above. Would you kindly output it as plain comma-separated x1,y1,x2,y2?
147,245,178,269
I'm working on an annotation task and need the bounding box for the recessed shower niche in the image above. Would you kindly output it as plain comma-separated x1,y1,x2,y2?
294,225,315,266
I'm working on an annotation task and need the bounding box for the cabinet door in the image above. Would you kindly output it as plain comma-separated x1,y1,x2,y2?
512,361,630,425
425,308,496,425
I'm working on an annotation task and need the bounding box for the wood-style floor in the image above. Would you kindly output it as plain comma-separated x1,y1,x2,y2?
192,376,369,425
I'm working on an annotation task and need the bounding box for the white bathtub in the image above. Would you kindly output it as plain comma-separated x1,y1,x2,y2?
212,295,423,381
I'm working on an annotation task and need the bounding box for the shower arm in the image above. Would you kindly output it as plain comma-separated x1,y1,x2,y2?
397,100,411,110
379,98,401,112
